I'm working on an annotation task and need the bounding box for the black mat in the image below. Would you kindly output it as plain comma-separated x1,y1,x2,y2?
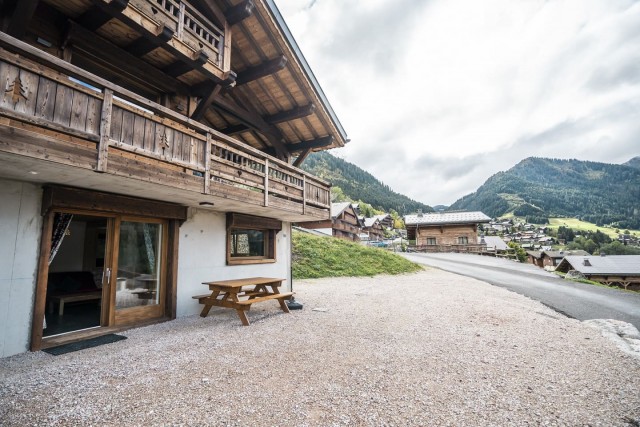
43,334,127,355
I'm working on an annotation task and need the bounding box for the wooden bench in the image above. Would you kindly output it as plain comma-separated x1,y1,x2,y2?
194,277,293,326
48,291,102,316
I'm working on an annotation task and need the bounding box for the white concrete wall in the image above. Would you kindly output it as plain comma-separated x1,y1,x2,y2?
176,208,292,317
0,180,42,358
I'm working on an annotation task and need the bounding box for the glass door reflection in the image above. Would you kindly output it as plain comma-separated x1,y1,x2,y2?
115,221,163,310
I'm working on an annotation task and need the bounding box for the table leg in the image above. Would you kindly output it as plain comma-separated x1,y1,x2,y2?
236,309,250,326
199,290,220,317
270,285,290,313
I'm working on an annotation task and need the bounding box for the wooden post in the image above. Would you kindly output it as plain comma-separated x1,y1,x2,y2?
302,175,306,215
264,158,269,207
177,3,185,41
204,133,212,194
97,88,113,172
30,210,54,351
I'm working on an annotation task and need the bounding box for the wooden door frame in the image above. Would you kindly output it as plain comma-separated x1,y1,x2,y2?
31,186,186,351
110,216,169,327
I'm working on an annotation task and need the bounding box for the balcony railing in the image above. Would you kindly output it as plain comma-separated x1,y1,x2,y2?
0,33,330,219
128,0,228,70
408,244,487,254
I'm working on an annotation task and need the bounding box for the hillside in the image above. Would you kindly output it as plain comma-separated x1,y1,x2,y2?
300,151,432,215
449,157,640,228
624,156,640,169
292,230,422,279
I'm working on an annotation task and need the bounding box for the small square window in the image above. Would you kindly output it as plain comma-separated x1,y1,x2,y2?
426,238,437,245
226,213,281,265
458,236,469,244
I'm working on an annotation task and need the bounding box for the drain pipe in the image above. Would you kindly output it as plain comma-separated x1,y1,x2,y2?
287,225,303,310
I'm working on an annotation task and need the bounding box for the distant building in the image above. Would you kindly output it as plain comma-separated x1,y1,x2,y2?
373,214,394,230
404,211,491,252
298,202,361,241
362,217,384,242
527,250,590,268
556,255,640,291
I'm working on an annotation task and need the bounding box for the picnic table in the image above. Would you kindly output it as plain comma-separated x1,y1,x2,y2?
193,277,293,326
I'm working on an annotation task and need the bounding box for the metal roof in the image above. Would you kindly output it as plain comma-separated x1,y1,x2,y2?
560,255,640,275
363,217,379,227
331,202,353,218
482,236,509,251
404,211,491,226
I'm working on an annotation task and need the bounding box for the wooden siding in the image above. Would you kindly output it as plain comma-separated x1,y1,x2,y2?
0,34,330,220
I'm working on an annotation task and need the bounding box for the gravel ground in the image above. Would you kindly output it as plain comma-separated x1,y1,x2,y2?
1,269,640,426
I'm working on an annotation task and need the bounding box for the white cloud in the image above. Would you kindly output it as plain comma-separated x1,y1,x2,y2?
275,0,640,206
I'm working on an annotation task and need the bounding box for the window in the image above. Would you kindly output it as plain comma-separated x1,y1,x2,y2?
458,236,469,244
226,213,281,265
426,238,437,245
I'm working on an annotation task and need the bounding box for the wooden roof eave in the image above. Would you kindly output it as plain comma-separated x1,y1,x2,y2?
250,0,348,149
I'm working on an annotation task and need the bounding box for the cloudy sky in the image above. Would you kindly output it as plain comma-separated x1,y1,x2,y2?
274,0,640,206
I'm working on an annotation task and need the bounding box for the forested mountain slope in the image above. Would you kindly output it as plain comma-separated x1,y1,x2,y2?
449,157,640,228
300,151,432,215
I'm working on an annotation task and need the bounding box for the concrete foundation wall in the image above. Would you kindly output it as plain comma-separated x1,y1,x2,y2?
0,180,42,358
176,208,292,317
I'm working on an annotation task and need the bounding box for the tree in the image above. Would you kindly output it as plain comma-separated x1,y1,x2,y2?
508,242,527,262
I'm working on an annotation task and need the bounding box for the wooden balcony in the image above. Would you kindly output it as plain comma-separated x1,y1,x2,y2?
0,34,330,221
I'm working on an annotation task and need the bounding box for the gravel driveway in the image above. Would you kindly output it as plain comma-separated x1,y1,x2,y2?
1,269,639,426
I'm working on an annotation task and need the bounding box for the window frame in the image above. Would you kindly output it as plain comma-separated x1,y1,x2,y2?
426,237,437,245
458,236,469,245
226,213,281,265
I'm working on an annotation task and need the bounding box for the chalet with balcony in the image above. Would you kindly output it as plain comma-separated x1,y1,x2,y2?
362,217,384,242
298,202,361,241
405,211,490,253
0,0,347,357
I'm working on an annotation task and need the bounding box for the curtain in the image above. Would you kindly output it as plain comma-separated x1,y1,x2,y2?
142,223,156,274
49,213,73,265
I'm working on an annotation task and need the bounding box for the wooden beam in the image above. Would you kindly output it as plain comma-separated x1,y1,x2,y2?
225,0,255,26
66,21,190,95
77,0,128,31
293,148,311,167
287,136,334,153
191,83,221,120
6,0,40,39
125,25,174,57
236,55,287,86
265,104,315,124
194,0,227,28
225,90,288,159
164,50,209,77
219,124,248,135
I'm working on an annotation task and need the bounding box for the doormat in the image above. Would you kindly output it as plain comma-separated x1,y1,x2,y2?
43,334,127,356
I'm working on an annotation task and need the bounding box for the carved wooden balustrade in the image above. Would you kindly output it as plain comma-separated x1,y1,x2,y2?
0,34,330,219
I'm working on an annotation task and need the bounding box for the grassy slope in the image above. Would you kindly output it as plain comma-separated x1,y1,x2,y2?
292,231,422,279
547,217,640,239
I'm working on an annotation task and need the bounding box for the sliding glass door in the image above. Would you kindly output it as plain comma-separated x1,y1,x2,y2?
110,218,167,326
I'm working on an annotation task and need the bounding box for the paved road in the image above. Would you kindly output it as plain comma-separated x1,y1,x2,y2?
403,252,640,329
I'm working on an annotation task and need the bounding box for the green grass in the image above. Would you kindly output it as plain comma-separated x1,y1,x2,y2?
547,217,640,239
292,231,422,279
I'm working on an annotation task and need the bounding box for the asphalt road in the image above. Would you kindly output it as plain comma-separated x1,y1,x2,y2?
403,252,640,329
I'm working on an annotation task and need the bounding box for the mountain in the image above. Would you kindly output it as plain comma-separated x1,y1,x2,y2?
300,151,432,215
449,157,640,228
624,156,640,169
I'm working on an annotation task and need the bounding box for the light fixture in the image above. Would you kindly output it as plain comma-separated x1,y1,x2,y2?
28,171,38,175
199,201,214,207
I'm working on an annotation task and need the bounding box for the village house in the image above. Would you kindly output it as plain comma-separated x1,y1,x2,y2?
373,213,394,230
526,250,590,268
556,255,640,291
0,0,348,357
362,217,384,242
297,202,361,241
404,211,491,252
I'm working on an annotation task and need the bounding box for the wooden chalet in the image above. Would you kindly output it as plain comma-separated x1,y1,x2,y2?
527,250,590,269
404,211,490,253
0,0,347,356
362,217,384,242
556,255,640,291
373,213,393,230
298,202,361,241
